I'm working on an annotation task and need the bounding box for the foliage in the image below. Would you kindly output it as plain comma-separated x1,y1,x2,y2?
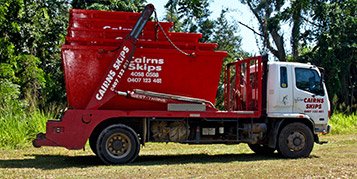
0,0,148,111
0,0,356,149
329,113,357,134
241,0,356,111
0,108,49,149
163,1,246,108
71,0,146,11
165,0,212,41
0,0,69,110
240,0,289,61
0,0,146,149
212,9,244,63
212,9,246,108
299,0,356,112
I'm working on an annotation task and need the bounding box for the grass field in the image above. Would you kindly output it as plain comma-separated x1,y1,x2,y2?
0,134,356,178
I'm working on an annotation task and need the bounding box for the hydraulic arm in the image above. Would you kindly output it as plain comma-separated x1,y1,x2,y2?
86,4,155,110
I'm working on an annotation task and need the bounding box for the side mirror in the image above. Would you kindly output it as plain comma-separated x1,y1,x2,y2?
318,67,325,96
318,67,325,83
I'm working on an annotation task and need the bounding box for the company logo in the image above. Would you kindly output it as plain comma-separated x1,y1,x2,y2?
128,56,164,72
96,46,130,101
304,97,324,109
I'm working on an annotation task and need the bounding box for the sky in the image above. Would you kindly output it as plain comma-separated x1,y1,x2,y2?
145,0,262,54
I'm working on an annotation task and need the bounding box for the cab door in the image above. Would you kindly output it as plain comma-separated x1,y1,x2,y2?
267,64,293,113
292,66,329,123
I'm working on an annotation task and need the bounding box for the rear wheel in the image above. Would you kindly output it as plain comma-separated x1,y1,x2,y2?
96,124,140,164
277,122,314,158
248,144,275,155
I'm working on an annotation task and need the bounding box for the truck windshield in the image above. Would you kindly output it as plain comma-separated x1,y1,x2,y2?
295,68,324,96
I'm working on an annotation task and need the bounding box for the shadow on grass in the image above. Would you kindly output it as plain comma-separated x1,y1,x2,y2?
135,153,281,165
0,152,317,169
0,154,102,169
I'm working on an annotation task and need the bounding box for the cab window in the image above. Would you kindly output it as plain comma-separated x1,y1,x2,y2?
280,67,287,88
295,68,324,96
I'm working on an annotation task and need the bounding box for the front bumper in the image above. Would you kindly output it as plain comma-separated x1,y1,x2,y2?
32,110,95,150
32,132,59,148
314,124,331,134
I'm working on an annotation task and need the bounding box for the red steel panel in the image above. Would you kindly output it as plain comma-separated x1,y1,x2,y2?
70,9,141,21
67,28,202,43
33,108,262,149
62,45,227,110
65,37,217,51
62,8,225,111
224,56,263,117
69,9,173,32
69,18,173,32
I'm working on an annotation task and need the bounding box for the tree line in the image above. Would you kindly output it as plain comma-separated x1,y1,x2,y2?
0,0,355,115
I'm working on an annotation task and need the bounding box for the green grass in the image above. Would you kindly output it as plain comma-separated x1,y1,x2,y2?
0,108,356,177
0,109,49,149
0,134,356,178
329,112,357,134
0,108,356,149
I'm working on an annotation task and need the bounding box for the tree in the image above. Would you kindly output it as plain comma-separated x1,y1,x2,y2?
164,0,183,32
21,0,69,108
240,0,286,61
240,0,312,61
212,9,246,108
1,0,150,113
0,0,48,111
240,0,356,111
71,0,146,11
300,0,356,112
163,1,247,107
164,0,213,41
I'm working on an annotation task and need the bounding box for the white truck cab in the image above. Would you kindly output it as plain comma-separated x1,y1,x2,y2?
267,62,331,134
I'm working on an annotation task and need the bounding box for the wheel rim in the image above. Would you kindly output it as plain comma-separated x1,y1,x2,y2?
105,133,132,159
286,131,306,151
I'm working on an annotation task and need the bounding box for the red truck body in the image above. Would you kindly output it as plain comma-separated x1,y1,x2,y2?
34,5,329,164
62,46,226,110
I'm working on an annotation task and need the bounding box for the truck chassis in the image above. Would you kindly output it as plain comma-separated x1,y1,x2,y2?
33,4,328,164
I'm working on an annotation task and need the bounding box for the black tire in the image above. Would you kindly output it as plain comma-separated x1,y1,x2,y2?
277,122,314,158
96,124,140,164
248,144,276,155
89,133,98,155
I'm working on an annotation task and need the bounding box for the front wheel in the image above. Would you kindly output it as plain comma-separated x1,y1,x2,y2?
277,122,314,158
96,124,140,164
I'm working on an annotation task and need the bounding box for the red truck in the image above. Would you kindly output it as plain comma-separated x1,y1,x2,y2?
33,4,331,164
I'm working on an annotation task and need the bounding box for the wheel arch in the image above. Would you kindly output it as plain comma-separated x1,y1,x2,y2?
89,117,147,146
267,116,316,149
